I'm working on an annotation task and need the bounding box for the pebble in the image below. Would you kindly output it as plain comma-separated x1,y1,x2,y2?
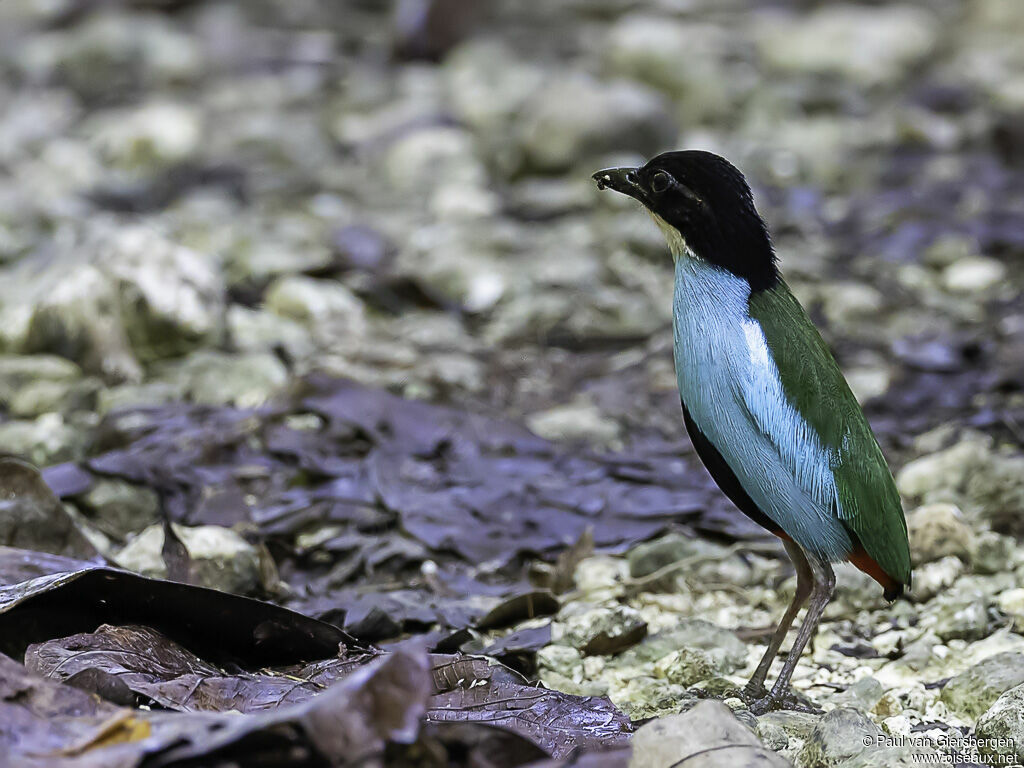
906,503,972,565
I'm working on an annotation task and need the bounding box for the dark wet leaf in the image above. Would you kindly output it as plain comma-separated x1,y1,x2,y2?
14,620,631,765
427,655,632,758
0,548,353,664
42,461,94,498
581,622,648,657
482,624,552,658
0,649,127,763
64,667,139,706
48,376,745,647
831,642,882,659
0,547,96,586
161,518,192,584
145,648,432,767
4,641,435,767
481,623,553,678
22,617,632,764
476,592,560,631
26,624,358,713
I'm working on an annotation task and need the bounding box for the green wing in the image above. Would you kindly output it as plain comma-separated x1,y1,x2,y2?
748,282,911,588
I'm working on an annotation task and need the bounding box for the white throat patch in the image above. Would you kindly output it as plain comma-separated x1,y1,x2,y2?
649,212,692,262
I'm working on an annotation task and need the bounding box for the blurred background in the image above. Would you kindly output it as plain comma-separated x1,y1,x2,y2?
0,0,1020,462
1,1,1024,750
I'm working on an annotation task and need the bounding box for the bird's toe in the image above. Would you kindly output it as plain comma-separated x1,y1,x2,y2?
740,680,769,703
747,689,821,715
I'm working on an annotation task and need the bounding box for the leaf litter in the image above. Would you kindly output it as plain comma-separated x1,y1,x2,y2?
0,375,756,765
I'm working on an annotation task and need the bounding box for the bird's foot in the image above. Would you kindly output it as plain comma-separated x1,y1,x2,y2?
743,687,821,715
741,681,769,701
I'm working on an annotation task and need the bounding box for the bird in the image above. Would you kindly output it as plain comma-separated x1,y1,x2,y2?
592,151,911,714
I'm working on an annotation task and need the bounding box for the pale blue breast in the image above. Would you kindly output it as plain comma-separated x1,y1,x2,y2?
672,257,853,562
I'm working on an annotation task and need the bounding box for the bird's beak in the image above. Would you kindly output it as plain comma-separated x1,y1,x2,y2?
592,167,646,204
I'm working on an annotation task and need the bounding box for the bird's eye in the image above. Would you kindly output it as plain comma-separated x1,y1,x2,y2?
649,171,672,193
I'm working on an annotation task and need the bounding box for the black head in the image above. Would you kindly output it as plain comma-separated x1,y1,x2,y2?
593,150,778,291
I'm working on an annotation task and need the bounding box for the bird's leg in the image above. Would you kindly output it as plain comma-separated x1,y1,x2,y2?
743,540,812,700
749,553,835,715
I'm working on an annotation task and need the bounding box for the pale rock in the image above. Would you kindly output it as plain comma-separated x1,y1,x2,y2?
880,714,912,737
841,744,941,767
966,452,1024,537
9,377,98,418
830,676,884,712
820,281,885,330
652,648,716,687
603,15,735,123
910,556,964,602
997,588,1024,627
573,556,629,595
398,223,507,312
85,101,201,170
834,563,888,612
264,275,366,334
442,39,545,136
14,12,202,100
907,503,972,565
0,355,81,404
115,523,263,596
613,676,695,721
845,366,892,404
626,532,755,592
971,531,1017,575
757,5,940,87
875,630,943,688
105,226,225,362
942,256,1008,294
153,350,287,408
527,397,621,446
756,711,819,753
98,381,179,415
1,222,225,380
975,684,1024,766
756,720,790,751
380,126,486,194
621,620,747,674
537,644,584,681
896,438,989,502
226,305,316,361
940,652,1024,721
922,587,991,641
486,284,666,346
79,478,161,541
224,230,333,288
797,707,882,768
556,604,647,656
630,701,787,768
0,414,84,466
515,73,674,173
922,235,975,269
429,182,501,221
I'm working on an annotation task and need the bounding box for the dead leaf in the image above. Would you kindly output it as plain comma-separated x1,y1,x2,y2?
0,547,355,665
